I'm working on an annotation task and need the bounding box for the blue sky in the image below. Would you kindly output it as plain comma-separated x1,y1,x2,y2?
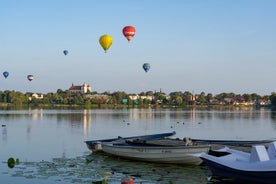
0,0,275,95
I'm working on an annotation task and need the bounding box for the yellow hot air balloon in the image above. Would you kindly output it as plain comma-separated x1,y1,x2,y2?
99,34,113,53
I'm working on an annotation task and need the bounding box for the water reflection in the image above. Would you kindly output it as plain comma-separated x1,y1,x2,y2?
1,108,276,140
2,126,7,143
27,124,32,140
0,107,274,122
270,107,276,120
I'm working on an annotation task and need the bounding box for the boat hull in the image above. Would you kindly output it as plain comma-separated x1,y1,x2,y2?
201,157,276,184
200,144,276,184
102,143,210,165
85,131,176,152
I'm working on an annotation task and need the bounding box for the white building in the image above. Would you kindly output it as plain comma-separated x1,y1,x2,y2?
69,83,91,94
29,93,44,101
128,95,154,101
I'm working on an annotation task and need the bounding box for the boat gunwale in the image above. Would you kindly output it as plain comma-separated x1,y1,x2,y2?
102,142,211,150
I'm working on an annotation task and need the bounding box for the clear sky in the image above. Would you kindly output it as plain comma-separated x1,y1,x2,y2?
0,0,275,95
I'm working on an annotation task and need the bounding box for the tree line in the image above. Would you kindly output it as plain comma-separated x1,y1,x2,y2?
1,89,276,107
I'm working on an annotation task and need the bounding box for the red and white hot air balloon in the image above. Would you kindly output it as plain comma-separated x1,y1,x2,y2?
122,26,136,42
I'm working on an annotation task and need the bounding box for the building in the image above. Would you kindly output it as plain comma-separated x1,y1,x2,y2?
128,95,154,101
69,83,91,94
29,93,44,101
85,94,110,103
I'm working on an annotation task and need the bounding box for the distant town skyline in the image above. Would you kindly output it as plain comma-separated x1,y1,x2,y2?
1,1,276,95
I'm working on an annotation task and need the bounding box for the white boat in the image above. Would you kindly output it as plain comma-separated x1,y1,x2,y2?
101,139,211,165
200,141,276,183
85,131,176,152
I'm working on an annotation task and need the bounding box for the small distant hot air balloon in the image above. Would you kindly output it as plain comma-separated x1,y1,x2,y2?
143,63,150,72
3,71,9,79
122,26,136,42
99,34,113,53
63,50,68,56
27,75,34,81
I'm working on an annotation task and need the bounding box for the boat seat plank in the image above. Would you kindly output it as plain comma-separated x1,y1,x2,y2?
268,141,276,160
250,145,269,162
127,138,191,147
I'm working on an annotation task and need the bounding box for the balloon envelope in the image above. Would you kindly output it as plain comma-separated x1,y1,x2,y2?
63,50,68,55
3,71,9,78
122,26,136,42
27,75,34,81
143,63,150,72
99,34,113,53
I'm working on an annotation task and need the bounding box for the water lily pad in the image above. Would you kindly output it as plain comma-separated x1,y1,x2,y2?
92,180,108,184
7,157,15,168
15,158,20,164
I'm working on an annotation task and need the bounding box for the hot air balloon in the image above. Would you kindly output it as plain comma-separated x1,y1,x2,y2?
3,71,9,79
143,63,150,72
122,26,136,42
63,50,68,56
27,75,34,81
99,34,113,53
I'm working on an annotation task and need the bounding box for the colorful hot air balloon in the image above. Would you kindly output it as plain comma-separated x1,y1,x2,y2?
63,50,68,56
99,34,113,53
122,26,136,42
143,63,150,72
27,75,34,81
3,71,9,79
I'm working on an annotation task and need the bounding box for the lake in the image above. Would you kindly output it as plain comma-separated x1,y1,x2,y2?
1,107,276,184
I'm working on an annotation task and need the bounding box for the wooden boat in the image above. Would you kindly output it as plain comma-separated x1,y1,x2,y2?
200,141,276,183
85,131,176,152
100,138,211,165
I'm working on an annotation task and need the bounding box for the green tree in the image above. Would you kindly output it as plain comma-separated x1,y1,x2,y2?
146,91,154,96
197,92,207,104
175,96,183,105
154,92,168,104
242,94,252,102
206,93,213,103
169,91,183,105
270,93,276,106
139,98,144,106
8,91,28,105
72,94,84,105
112,91,127,104
84,100,91,108
251,93,261,101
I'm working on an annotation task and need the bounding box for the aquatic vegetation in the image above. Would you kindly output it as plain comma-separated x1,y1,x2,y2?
6,157,19,169
2,153,208,183
92,180,108,184
15,158,20,164
7,157,15,168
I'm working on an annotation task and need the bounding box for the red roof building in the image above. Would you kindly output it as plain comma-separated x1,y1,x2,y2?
69,83,91,94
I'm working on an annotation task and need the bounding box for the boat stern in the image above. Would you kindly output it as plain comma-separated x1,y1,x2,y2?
85,141,103,152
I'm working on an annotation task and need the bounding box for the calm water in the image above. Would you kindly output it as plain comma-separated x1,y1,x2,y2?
1,107,276,183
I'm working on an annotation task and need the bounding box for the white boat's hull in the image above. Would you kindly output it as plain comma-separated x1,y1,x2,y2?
101,143,210,165
85,131,176,152
200,143,276,184
201,147,276,171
